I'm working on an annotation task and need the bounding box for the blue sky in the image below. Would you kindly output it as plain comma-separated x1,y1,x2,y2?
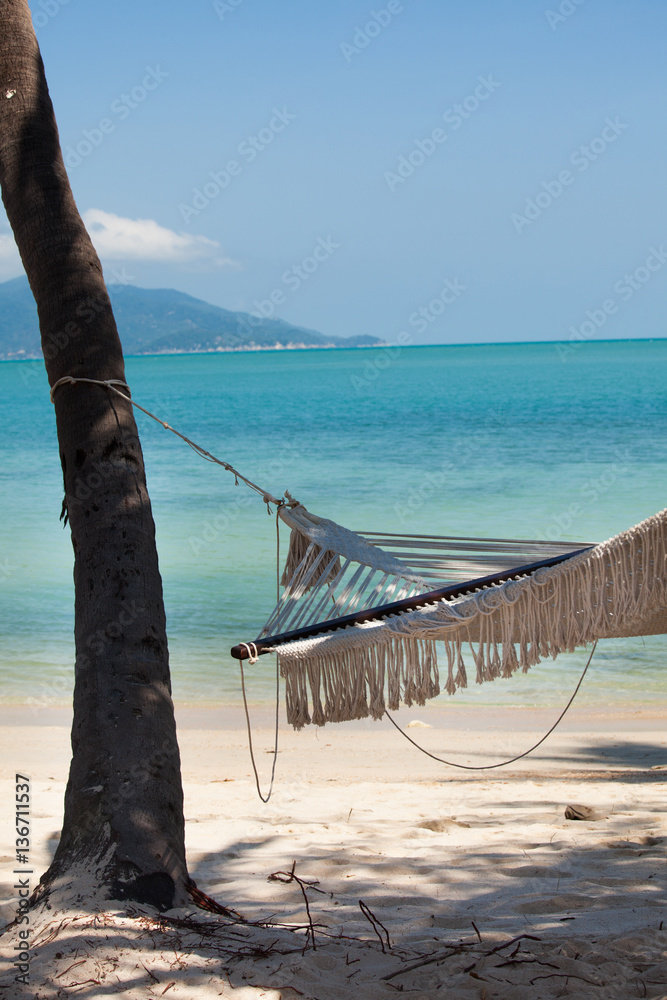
2,0,666,345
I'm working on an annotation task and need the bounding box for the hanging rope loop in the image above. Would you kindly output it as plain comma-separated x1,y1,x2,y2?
239,642,260,664
385,640,598,770
50,375,131,402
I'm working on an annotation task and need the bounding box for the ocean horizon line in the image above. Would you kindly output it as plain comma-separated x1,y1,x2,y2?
1,334,666,365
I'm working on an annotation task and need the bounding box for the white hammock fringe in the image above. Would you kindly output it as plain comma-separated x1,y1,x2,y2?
279,636,440,729
276,507,667,728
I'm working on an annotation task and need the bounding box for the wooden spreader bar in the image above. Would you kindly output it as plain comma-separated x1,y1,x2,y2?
230,545,593,661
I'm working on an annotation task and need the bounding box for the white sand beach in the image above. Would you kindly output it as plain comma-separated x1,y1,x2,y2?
1,702,666,998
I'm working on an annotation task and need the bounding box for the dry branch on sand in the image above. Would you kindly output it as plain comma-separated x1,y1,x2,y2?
5,898,667,999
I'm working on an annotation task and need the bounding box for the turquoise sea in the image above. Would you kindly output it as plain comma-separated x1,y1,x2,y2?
1,340,666,711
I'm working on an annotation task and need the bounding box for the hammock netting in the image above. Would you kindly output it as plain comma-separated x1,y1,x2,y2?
232,505,667,729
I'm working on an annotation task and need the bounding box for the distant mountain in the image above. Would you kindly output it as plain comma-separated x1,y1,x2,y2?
0,277,381,359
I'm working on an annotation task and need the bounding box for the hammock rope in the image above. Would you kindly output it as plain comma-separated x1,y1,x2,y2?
384,639,598,770
49,375,286,510
239,651,280,802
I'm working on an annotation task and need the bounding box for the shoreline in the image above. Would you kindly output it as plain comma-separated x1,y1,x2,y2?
2,703,666,782
2,699,665,728
2,335,667,363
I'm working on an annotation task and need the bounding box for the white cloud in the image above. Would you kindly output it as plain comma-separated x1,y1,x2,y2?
0,209,237,282
82,209,236,267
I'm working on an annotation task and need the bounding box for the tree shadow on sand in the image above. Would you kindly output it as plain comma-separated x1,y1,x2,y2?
10,770,667,999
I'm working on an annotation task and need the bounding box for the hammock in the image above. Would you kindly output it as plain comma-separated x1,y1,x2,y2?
232,504,667,728
47,379,665,732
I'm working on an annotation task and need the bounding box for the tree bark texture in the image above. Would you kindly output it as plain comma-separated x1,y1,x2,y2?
0,0,190,909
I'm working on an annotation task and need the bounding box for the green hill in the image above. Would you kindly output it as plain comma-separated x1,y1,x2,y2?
0,277,380,359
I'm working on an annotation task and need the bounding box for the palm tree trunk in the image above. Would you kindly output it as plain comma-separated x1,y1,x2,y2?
0,0,191,908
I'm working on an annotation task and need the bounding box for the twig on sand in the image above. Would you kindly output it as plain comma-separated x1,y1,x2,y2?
383,932,544,982
484,933,542,957
268,862,324,894
55,959,87,979
359,900,391,953
31,918,71,948
530,972,600,986
186,884,245,921
142,963,160,983
268,862,319,951
471,920,482,943
143,911,309,961
494,957,559,971
147,912,248,940
382,945,466,981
